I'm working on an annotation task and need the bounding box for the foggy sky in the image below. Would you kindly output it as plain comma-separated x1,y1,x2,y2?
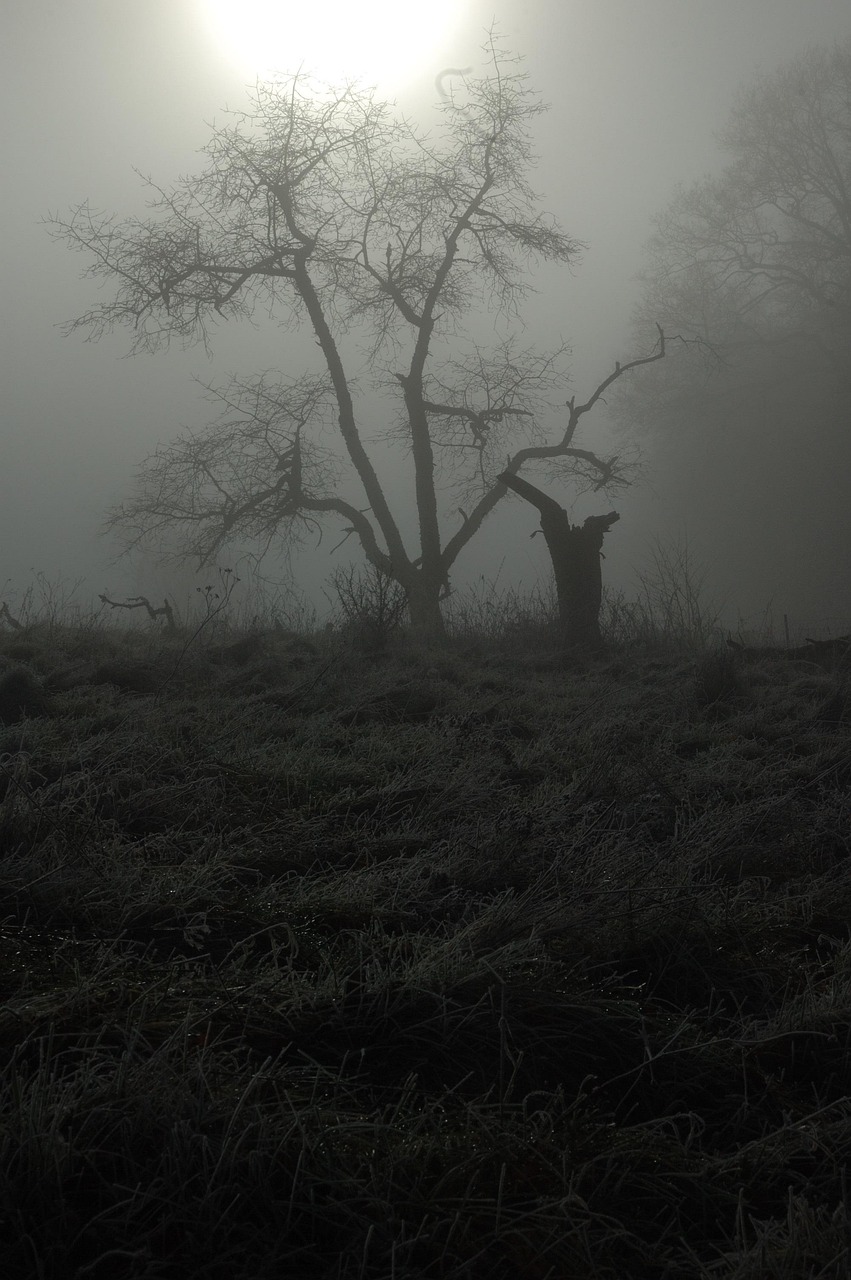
3,1,850,630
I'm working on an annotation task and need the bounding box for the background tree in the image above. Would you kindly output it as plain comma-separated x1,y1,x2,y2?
616,38,851,625
52,37,662,636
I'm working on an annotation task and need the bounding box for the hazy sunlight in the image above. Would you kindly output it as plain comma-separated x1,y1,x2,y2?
198,0,465,89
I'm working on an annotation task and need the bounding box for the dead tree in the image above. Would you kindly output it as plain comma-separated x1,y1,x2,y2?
498,471,619,652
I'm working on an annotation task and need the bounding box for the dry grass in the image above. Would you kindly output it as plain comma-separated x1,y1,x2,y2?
0,583,850,1278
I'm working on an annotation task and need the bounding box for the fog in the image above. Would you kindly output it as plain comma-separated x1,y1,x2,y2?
3,0,850,636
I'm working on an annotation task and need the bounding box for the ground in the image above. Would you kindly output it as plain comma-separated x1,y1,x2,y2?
1,604,850,1278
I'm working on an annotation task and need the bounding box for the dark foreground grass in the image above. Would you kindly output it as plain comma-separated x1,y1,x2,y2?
1,609,850,1278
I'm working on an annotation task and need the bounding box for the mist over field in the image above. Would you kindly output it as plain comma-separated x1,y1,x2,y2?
2,0,850,634
4,8,851,1273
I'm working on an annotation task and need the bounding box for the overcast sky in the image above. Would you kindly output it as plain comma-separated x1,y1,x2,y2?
3,1,850,627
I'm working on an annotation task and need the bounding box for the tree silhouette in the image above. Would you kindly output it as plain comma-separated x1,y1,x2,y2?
51,35,663,635
616,38,851,623
636,39,851,362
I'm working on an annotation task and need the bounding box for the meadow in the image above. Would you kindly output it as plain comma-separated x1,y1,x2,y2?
1,574,850,1278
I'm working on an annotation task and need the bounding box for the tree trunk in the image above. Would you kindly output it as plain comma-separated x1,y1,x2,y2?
404,574,447,639
498,471,619,652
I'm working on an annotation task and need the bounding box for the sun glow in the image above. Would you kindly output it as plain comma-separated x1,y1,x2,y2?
199,0,465,91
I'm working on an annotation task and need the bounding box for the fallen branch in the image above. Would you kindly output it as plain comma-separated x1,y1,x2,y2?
727,634,851,663
99,594,176,631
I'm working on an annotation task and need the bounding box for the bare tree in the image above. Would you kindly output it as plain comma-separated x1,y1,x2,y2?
638,39,851,360
613,38,851,624
51,34,664,636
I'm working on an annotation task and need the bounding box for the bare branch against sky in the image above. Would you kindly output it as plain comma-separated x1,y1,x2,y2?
2,1,850,624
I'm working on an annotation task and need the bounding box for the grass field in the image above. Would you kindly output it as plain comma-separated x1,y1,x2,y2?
1,584,850,1278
